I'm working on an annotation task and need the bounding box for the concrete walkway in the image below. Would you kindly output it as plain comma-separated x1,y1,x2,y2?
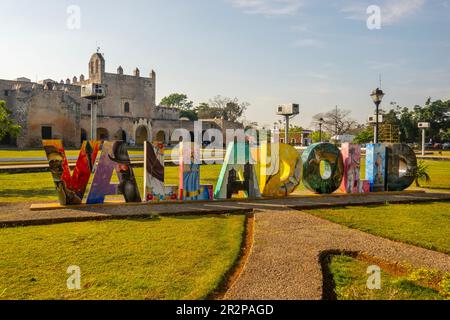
0,191,449,227
225,210,450,300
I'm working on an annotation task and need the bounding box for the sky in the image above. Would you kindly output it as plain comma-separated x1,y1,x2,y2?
0,0,449,129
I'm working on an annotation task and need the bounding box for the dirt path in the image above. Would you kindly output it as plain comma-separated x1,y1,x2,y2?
224,210,450,300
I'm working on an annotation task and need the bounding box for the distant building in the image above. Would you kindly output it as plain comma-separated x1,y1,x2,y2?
13,77,31,83
331,134,355,144
279,129,313,146
0,52,242,148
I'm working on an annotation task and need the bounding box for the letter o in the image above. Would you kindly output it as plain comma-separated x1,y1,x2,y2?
302,143,344,194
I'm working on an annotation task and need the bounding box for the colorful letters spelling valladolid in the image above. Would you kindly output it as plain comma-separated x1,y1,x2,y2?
143,141,178,202
86,141,141,204
43,140,101,205
179,142,213,201
42,140,419,205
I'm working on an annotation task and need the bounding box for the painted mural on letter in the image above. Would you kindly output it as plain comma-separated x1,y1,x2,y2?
302,143,344,194
87,141,141,204
214,142,261,199
43,140,100,205
366,144,386,192
340,143,361,194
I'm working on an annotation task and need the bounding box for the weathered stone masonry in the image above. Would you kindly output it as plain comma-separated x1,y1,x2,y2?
0,52,242,148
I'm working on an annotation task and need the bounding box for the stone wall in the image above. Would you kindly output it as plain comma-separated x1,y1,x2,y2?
0,52,243,149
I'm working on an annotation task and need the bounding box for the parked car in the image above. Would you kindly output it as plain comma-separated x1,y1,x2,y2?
424,143,434,150
443,143,450,150
433,143,443,150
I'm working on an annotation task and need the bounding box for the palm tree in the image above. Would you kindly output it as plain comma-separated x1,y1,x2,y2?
415,161,431,187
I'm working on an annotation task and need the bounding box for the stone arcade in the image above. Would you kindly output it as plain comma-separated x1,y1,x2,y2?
0,52,242,148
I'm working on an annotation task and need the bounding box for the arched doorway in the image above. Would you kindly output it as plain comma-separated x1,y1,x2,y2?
156,131,166,144
135,126,148,145
80,129,87,143
114,129,127,142
97,128,109,141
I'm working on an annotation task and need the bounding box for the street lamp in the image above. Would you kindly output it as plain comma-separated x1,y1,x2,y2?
370,88,385,144
319,117,324,142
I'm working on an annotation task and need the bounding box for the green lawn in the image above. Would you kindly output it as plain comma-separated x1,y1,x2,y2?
0,148,225,160
419,160,450,190
307,202,450,254
328,255,447,300
0,149,144,159
0,214,246,300
0,165,223,203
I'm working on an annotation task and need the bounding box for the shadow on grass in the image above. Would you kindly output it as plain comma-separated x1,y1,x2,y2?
423,186,450,190
0,188,55,198
319,250,360,300
318,204,388,212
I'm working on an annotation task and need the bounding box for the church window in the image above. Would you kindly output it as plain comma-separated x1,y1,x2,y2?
124,102,130,113
87,103,91,111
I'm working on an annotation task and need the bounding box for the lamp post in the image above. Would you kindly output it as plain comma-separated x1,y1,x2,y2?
370,88,385,144
319,117,324,142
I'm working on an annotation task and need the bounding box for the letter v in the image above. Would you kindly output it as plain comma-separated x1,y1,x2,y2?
43,140,101,205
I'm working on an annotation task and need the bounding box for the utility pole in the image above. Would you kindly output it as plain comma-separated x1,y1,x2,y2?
419,122,430,157
285,116,290,145
276,104,300,144
81,84,107,141
91,97,98,140
422,128,425,156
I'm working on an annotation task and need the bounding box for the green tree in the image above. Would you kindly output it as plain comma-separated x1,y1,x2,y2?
312,108,357,136
160,93,194,110
242,119,259,131
160,93,197,121
383,99,450,143
196,102,222,119
311,131,331,143
210,96,248,122
290,125,303,134
353,126,374,144
179,109,198,121
413,99,450,143
0,100,21,140
384,102,418,143
197,96,249,123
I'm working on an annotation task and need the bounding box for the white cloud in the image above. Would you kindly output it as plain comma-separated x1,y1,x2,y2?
366,59,407,70
290,38,325,48
383,0,425,24
229,0,304,16
341,0,425,25
290,24,309,32
307,72,330,80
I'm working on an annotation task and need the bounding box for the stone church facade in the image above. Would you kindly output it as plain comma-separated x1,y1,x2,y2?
0,52,242,148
